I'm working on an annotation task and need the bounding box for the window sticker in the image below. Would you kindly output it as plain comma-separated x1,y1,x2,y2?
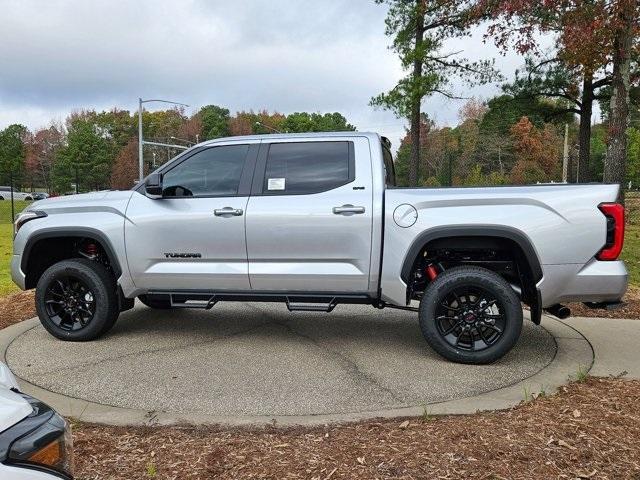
267,178,286,190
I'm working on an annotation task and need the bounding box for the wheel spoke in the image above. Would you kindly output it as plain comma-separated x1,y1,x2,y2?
441,320,464,336
477,327,491,347
484,324,503,334
45,300,65,306
441,302,461,312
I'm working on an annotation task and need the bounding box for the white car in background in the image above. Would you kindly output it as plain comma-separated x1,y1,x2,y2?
0,187,33,201
0,362,73,479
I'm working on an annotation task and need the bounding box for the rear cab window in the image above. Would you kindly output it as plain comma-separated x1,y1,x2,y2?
262,141,355,195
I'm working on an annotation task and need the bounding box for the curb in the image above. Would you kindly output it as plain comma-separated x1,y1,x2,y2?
0,316,593,427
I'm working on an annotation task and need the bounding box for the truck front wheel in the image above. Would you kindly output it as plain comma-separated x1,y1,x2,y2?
35,259,120,341
419,266,523,364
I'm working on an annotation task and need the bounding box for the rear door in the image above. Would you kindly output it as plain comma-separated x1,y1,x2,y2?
125,141,258,291
245,137,373,292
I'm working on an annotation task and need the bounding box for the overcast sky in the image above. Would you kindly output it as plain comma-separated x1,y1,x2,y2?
1,0,532,149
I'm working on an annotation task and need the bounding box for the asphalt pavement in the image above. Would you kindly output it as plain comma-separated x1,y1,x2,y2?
6,302,557,419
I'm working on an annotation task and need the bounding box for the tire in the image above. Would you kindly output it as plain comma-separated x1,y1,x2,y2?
419,266,523,364
138,294,172,309
35,259,120,341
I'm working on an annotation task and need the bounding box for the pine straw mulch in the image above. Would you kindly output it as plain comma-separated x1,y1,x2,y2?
72,376,640,480
0,289,35,330
567,286,640,319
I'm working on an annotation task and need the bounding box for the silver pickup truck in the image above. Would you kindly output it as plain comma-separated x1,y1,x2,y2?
11,132,627,364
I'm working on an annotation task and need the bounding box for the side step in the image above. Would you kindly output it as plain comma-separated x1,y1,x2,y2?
169,294,218,310
286,297,337,313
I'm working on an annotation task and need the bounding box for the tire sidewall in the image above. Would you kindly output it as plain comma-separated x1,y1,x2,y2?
36,260,117,341
419,267,523,364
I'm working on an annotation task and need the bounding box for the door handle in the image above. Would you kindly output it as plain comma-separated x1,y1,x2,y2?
332,205,365,215
214,207,243,217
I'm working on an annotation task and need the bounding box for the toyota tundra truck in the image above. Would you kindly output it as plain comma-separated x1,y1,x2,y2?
10,132,628,364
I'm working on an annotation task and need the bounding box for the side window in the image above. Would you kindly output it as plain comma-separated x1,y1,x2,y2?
162,145,249,197
382,145,396,187
263,141,354,195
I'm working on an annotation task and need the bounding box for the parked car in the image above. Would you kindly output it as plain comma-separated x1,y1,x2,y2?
30,193,49,201
0,362,73,479
0,187,33,201
10,132,627,364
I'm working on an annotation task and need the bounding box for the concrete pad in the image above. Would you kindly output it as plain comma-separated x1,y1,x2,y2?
0,303,592,426
563,317,640,379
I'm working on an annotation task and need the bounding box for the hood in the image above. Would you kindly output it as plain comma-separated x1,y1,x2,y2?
29,190,134,212
0,362,32,432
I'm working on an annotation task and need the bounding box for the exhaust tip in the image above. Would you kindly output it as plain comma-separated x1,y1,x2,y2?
544,304,571,320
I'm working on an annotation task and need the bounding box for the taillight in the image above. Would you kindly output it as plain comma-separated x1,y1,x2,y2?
597,203,625,261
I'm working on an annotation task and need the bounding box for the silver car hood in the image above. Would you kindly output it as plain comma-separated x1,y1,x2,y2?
29,190,134,212
0,362,31,432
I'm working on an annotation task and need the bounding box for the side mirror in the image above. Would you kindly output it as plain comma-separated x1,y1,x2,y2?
145,173,163,199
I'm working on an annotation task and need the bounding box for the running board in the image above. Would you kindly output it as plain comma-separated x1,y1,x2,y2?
169,294,218,310
147,291,374,310
286,297,338,313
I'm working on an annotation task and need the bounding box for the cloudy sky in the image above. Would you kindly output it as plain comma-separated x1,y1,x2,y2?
1,0,530,148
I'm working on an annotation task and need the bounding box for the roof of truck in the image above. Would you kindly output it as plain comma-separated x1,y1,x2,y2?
200,131,380,146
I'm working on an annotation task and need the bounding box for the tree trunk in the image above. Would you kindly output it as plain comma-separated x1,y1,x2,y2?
408,0,425,187
604,1,634,203
577,74,593,182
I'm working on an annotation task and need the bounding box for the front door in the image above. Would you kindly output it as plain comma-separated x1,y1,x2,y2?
125,142,257,291
245,138,373,292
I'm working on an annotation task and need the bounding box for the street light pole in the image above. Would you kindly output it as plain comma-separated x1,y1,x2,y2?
138,98,189,182
138,98,144,182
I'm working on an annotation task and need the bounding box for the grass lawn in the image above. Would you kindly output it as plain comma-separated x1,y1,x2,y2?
0,201,31,295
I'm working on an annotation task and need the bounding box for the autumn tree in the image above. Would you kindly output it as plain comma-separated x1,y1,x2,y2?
54,114,112,192
509,117,562,184
480,0,639,195
110,138,138,190
504,56,610,180
25,124,64,191
371,0,498,186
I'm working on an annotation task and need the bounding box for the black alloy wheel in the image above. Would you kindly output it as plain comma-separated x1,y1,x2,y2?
43,275,96,331
419,266,523,364
36,259,120,341
435,285,506,352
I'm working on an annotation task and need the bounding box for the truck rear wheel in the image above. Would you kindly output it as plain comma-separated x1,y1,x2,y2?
35,259,120,341
418,266,523,364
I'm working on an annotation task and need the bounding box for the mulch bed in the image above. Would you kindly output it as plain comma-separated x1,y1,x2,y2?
0,290,35,330
72,377,640,479
567,286,640,319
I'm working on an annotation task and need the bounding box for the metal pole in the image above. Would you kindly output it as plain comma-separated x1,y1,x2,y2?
562,123,569,183
9,170,14,222
75,166,79,194
138,98,144,182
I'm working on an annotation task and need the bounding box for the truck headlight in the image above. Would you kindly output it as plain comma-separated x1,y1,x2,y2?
14,210,47,236
0,394,74,479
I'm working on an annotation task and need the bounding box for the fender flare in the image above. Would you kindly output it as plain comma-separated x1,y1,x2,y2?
21,227,123,278
399,225,543,284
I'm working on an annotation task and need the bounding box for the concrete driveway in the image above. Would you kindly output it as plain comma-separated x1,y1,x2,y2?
2,302,590,425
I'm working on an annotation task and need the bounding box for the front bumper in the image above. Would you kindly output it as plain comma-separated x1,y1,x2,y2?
539,259,628,306
11,254,26,290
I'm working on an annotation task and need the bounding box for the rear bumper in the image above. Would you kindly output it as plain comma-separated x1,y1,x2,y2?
539,260,628,306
